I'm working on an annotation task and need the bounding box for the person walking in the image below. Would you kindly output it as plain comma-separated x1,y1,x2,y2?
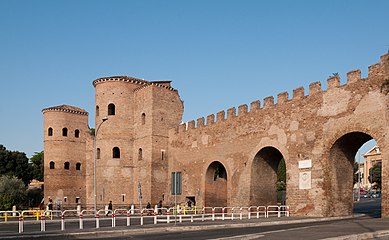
48,198,53,211
146,202,152,215
106,200,113,216
157,200,162,215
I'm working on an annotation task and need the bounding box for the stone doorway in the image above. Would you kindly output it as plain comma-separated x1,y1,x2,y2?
205,161,227,208
251,146,285,206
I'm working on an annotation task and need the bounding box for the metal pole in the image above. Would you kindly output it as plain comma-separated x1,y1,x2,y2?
94,117,108,213
94,135,97,212
357,149,361,202
138,182,142,210
175,171,177,225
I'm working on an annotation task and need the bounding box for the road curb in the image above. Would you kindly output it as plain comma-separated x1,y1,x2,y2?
322,229,389,240
0,214,370,239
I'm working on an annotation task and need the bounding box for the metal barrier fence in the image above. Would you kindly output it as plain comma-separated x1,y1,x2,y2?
1,205,289,234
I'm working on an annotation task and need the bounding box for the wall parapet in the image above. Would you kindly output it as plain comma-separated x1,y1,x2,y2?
327,75,340,89
42,104,88,116
170,53,388,136
347,69,361,83
92,76,177,92
309,82,321,95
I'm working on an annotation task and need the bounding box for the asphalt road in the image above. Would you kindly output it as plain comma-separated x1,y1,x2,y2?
99,218,389,240
1,198,386,240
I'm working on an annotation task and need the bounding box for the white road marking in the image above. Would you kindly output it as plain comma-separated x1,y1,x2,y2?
207,225,317,240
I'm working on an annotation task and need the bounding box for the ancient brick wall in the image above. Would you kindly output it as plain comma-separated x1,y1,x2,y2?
167,53,389,217
43,53,388,217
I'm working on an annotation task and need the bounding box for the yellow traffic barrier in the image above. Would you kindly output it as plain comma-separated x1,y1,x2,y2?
0,211,21,222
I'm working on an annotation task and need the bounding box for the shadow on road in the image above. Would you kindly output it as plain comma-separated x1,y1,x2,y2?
353,198,381,218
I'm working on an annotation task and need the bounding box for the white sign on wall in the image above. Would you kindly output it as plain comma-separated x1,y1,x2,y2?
299,171,311,189
298,159,312,169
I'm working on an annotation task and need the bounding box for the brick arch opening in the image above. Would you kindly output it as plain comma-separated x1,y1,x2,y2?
326,131,373,217
250,146,284,206
205,161,227,208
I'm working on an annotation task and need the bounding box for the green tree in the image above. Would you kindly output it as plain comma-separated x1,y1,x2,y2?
30,151,44,181
353,162,359,185
369,163,381,189
0,145,32,185
0,175,27,210
277,158,286,191
27,188,44,208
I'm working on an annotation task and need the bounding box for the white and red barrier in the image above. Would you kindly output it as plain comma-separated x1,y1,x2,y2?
8,204,289,234
266,205,289,218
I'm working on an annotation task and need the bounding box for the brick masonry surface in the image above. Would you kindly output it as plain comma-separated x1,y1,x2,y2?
42,54,389,217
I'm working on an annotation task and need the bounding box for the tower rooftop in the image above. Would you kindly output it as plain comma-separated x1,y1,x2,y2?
42,104,88,115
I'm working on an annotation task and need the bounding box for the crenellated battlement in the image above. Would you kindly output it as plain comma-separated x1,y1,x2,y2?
171,53,389,135
42,104,88,116
133,80,177,92
93,75,178,92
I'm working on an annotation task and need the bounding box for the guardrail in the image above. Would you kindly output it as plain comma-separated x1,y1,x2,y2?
0,211,22,233
2,204,289,234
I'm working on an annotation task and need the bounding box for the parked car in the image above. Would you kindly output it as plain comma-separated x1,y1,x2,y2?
360,191,370,198
371,191,381,198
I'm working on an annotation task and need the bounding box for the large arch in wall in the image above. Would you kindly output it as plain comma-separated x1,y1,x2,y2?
205,161,228,208
324,131,383,217
250,146,285,206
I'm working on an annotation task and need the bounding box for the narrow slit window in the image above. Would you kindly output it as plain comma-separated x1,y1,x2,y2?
75,129,80,138
97,148,101,159
138,148,143,160
76,162,81,170
62,128,68,137
96,105,100,116
64,162,70,170
113,147,120,158
141,113,146,125
108,103,115,115
48,127,53,136
49,161,55,169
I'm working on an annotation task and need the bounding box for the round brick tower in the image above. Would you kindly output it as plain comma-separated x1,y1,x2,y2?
93,76,148,207
92,76,183,207
42,105,90,209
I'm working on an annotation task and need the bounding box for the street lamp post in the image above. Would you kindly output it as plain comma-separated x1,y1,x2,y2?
94,116,108,213
357,150,361,202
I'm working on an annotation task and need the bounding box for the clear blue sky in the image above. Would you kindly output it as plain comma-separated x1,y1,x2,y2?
0,0,387,158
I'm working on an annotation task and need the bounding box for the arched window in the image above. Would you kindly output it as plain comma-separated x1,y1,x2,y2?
75,129,80,138
108,103,115,115
64,162,70,170
62,128,68,137
49,161,55,169
138,148,143,160
96,105,99,116
97,148,101,159
113,147,120,158
141,113,146,125
76,162,81,170
48,127,53,136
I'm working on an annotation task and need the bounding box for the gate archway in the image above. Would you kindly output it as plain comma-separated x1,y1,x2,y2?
205,161,227,207
326,131,375,216
251,146,285,206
